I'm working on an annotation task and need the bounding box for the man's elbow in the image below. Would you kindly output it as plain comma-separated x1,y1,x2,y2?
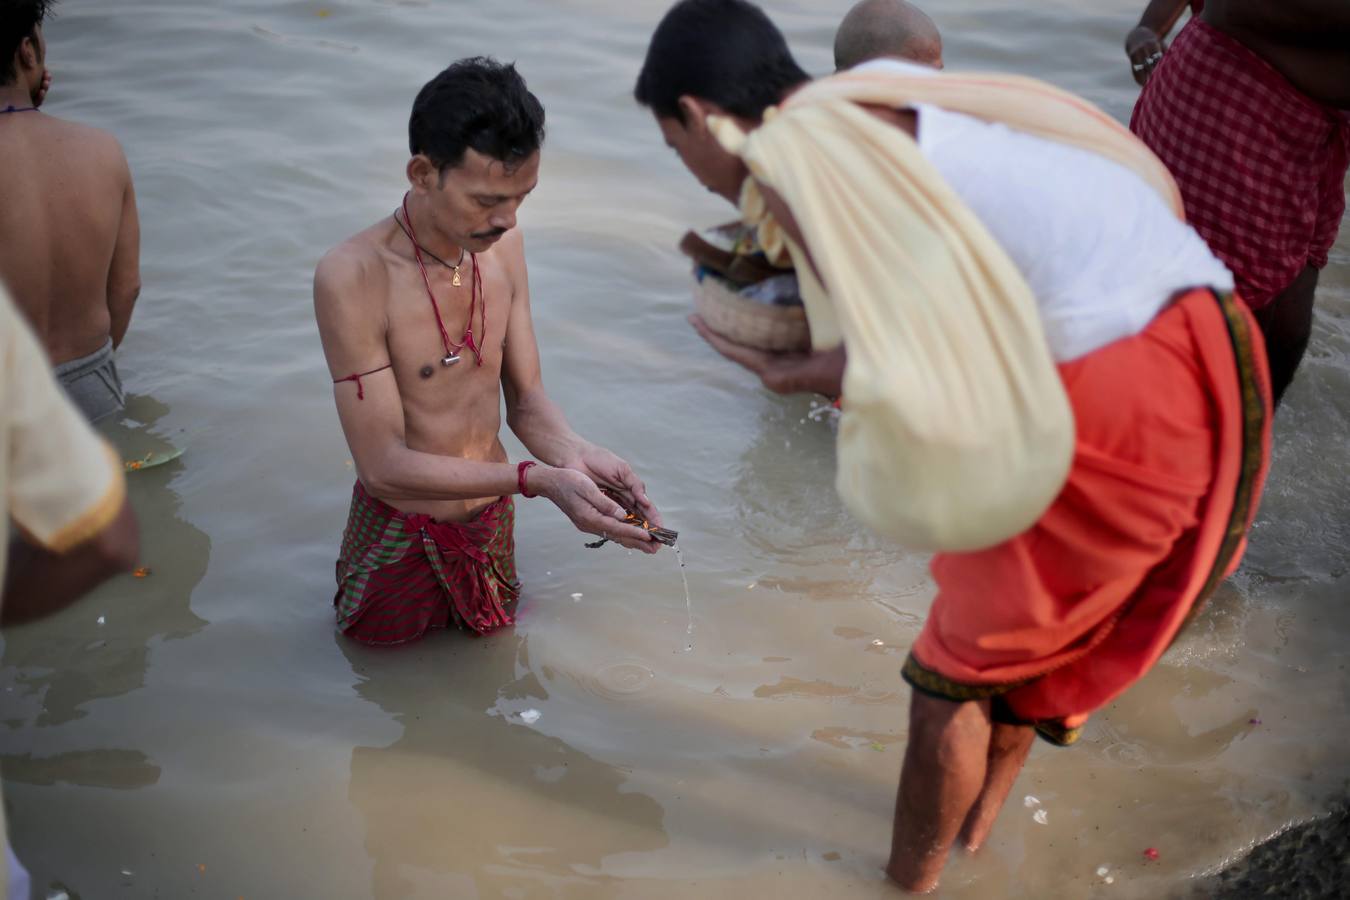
118,280,142,312
354,455,401,499
109,283,141,348
505,388,545,428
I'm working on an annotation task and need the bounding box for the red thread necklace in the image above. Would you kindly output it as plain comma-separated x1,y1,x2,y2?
398,192,485,367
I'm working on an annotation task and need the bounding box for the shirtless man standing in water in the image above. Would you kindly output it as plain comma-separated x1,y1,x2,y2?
1128,0,1350,405
0,0,141,422
315,58,662,645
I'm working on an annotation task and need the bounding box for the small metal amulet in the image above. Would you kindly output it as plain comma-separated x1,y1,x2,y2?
441,354,461,367
451,269,462,287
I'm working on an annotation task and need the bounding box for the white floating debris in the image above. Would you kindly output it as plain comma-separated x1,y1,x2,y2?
519,709,541,724
1096,866,1110,878
1105,876,1115,885
121,869,134,877
47,891,71,900
1023,795,1041,808
1033,809,1048,825
871,639,885,646
570,593,583,601
747,583,756,590
96,616,106,626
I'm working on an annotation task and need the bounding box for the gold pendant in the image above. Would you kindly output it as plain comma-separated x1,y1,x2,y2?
452,267,462,287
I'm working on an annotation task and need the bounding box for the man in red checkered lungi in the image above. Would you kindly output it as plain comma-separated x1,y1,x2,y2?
1128,0,1350,405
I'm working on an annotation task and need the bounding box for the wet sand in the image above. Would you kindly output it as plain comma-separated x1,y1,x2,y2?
1183,797,1350,898
0,1,1346,898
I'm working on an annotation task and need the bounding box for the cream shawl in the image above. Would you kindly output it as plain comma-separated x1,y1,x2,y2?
710,69,1182,551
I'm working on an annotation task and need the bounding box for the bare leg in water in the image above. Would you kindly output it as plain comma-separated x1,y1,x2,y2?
958,719,1036,851
886,694,993,892
1252,263,1319,407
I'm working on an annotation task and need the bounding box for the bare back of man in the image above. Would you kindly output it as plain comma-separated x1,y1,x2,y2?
0,10,140,423
0,112,138,363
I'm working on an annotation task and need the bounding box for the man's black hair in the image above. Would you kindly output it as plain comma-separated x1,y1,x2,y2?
634,0,810,123
409,57,545,172
0,0,52,85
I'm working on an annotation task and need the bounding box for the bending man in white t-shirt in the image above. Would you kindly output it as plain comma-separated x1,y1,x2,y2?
636,0,1271,892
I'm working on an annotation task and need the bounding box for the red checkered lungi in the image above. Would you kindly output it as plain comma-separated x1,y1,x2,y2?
333,482,520,644
1130,18,1350,308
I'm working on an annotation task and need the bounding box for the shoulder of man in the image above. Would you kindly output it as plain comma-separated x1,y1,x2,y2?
313,238,393,327
45,117,129,172
489,227,528,294
316,236,385,291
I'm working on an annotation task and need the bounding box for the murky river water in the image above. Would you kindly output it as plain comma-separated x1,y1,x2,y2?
2,1,1347,897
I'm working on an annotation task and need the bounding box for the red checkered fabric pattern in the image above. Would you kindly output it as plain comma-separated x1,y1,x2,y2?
334,481,520,644
1130,18,1350,308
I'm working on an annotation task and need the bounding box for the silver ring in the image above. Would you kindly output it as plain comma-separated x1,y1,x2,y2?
1132,53,1162,73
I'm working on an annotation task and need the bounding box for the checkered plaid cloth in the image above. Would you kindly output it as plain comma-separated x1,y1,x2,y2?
1130,18,1350,308
333,481,520,644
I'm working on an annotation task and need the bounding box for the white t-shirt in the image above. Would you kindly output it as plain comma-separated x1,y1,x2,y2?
856,58,1233,361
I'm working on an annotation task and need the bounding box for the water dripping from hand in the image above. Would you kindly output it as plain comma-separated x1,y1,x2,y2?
673,543,693,653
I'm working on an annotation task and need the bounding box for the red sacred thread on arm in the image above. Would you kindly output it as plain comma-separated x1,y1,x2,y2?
334,363,393,400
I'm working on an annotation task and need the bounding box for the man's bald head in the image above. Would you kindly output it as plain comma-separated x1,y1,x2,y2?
834,0,943,71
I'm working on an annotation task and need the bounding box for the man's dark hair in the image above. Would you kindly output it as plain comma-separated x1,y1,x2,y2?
409,57,545,173
634,0,810,123
1,0,52,85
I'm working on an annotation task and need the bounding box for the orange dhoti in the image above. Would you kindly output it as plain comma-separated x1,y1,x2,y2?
903,288,1271,744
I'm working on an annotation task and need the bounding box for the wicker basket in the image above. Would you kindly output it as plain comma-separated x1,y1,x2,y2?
693,273,811,352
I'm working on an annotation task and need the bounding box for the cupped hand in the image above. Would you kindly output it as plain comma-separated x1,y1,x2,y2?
690,314,845,398
537,466,659,554
559,442,663,530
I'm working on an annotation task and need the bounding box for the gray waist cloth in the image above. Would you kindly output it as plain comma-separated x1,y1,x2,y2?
54,338,125,422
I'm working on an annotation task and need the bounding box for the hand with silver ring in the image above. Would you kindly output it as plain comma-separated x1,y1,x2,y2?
1125,26,1166,86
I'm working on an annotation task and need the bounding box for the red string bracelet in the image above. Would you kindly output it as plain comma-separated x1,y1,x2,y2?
517,460,538,498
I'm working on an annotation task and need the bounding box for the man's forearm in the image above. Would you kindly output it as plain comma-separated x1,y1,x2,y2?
361,445,526,502
1136,0,1191,37
506,390,585,467
3,542,117,626
3,501,139,627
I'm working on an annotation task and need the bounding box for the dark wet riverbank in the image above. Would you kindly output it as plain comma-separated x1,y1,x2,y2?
1181,797,1350,899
